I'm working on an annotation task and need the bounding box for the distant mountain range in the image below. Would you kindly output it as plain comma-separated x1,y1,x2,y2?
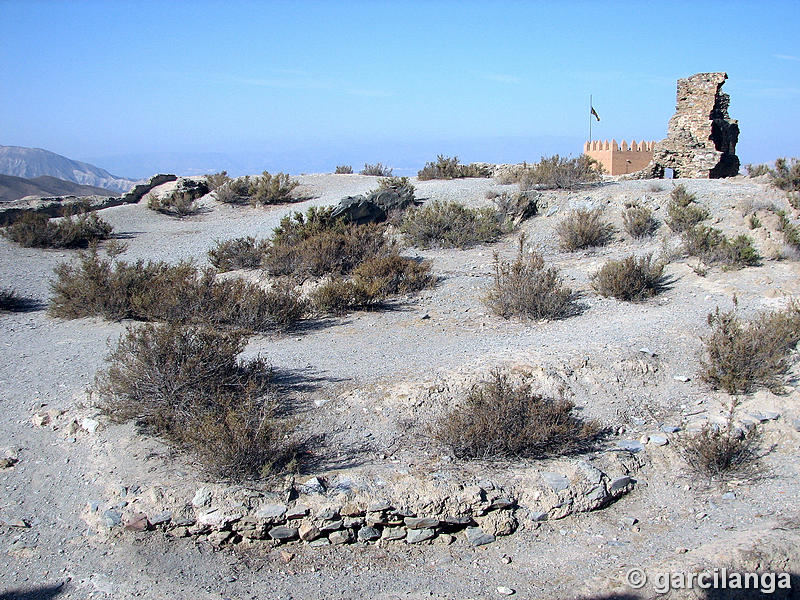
0,146,138,194
0,174,114,203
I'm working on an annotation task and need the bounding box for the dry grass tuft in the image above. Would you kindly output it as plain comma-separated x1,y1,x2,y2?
556,208,614,251
97,323,296,480
435,370,601,460
591,254,670,301
700,301,800,394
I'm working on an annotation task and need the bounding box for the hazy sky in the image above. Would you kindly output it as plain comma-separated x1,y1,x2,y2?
2,0,799,177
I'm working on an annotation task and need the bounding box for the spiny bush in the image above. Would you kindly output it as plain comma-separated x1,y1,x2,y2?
97,323,296,480
49,249,307,331
335,165,353,174
591,254,669,301
312,255,433,314
747,214,762,230
205,171,232,191
264,216,392,278
214,177,252,205
776,210,800,251
376,176,415,198
682,226,760,268
680,401,762,480
745,163,771,178
518,154,601,190
2,211,113,249
771,157,800,192
147,190,200,217
483,241,575,320
214,171,301,206
208,237,267,271
622,204,658,238
417,155,491,180
666,185,710,232
400,201,504,249
360,163,393,176
700,302,800,394
434,370,601,460
556,208,614,251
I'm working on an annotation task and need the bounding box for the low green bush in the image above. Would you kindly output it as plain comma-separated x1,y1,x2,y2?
360,163,393,176
208,237,267,271
147,190,200,217
622,204,658,238
335,165,353,174
682,226,760,268
214,171,301,206
666,185,709,232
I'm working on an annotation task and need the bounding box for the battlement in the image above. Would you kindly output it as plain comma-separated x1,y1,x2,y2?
583,139,656,175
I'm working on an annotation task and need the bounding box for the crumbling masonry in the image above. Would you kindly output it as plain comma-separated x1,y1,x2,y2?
647,72,740,178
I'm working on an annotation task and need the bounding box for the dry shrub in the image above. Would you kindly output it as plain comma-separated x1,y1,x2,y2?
483,242,575,320
208,237,267,271
518,154,601,190
700,302,800,394
205,171,232,191
666,184,709,232
777,210,800,251
265,222,391,277
622,204,658,238
312,255,433,314
745,163,771,178
417,155,491,180
591,254,670,301
214,177,252,205
771,157,800,191
682,226,760,268
360,163,393,176
97,323,295,480
400,200,504,248
556,208,614,251
435,370,601,460
147,190,200,217
748,214,762,230
3,211,112,248
680,401,762,480
214,171,300,206
335,165,353,174
49,249,306,331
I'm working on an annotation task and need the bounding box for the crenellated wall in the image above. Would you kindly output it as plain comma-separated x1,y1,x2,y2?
583,139,655,175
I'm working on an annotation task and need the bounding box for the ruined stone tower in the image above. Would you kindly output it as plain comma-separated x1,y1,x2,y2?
649,72,740,178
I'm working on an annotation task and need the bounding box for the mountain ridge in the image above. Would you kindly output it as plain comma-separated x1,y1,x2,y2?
0,173,115,203
0,145,138,194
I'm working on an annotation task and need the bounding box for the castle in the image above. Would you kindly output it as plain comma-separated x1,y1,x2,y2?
583,139,655,176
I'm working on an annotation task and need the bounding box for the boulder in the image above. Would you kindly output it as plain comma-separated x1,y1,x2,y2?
330,187,418,225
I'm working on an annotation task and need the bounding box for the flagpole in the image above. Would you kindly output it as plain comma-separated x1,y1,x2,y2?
589,94,592,144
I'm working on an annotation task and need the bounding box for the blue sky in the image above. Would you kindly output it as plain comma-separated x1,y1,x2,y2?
2,0,799,178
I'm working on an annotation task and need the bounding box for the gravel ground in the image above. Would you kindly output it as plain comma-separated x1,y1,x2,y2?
1,174,800,599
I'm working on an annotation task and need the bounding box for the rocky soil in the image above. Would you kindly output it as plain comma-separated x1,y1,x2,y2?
1,173,800,599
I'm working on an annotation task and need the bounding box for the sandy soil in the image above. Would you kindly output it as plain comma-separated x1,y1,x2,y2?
1,174,799,599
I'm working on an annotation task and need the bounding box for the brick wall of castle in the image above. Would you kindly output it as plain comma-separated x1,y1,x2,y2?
583,139,655,176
